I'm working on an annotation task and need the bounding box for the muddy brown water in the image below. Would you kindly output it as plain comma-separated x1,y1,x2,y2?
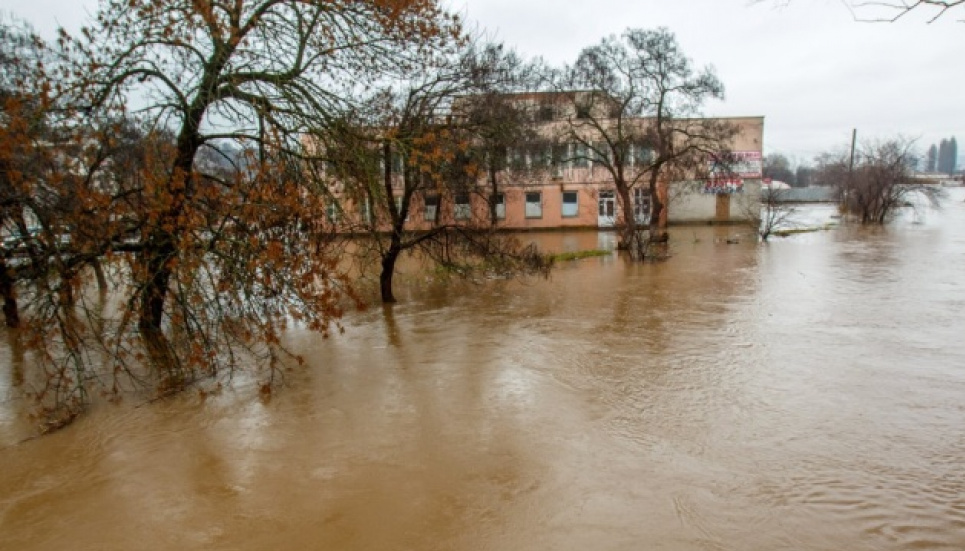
2,190,965,550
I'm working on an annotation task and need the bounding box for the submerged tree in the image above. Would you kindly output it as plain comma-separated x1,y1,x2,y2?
455,49,547,227
315,42,549,304
558,27,737,259
0,16,80,331
756,186,796,241
0,16,39,328
825,138,941,224
3,0,463,426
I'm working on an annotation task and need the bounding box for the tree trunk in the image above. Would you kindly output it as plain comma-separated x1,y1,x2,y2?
648,181,669,244
136,239,181,381
381,138,402,304
137,116,200,335
91,258,108,293
0,266,19,329
615,182,636,253
136,169,186,376
489,163,499,226
0,215,15,329
138,233,175,333
380,241,401,303
134,49,220,335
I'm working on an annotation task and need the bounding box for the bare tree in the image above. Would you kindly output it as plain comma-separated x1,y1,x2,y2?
316,42,549,304
454,49,547,226
756,186,796,241
854,0,965,22
557,27,737,259
825,138,941,223
761,0,965,21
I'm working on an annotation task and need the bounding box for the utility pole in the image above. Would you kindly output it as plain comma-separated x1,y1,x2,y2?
848,128,857,174
845,128,857,213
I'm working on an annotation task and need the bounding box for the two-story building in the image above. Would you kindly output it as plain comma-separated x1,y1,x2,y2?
318,91,763,233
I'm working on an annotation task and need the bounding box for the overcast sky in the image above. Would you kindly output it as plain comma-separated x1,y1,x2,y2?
2,0,962,165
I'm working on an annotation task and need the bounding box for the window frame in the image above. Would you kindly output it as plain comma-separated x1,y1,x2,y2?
573,143,590,168
561,190,579,218
524,191,543,219
493,192,506,220
633,188,651,223
325,202,340,224
454,192,471,221
424,194,439,222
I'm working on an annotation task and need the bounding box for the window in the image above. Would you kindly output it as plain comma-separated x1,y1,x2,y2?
633,188,651,223
454,192,471,220
325,202,340,224
599,190,615,218
573,143,589,168
525,192,542,218
531,145,551,170
538,105,555,122
562,191,579,217
551,144,568,177
360,199,373,224
632,143,653,167
508,148,527,171
493,193,506,220
575,102,591,119
424,194,439,222
593,141,611,165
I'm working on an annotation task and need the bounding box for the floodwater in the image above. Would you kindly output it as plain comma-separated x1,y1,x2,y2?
2,190,965,551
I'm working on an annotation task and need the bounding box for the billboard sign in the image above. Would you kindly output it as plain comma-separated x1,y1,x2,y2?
704,151,762,194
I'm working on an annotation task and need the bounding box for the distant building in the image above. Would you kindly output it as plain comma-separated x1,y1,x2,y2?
318,91,764,232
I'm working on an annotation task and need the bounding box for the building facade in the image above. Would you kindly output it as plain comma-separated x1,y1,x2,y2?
320,92,764,233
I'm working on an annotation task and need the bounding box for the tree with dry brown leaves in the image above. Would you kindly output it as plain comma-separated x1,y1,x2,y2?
3,1,463,428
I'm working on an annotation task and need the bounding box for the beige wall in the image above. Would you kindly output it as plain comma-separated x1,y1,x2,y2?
669,180,762,224
667,116,765,225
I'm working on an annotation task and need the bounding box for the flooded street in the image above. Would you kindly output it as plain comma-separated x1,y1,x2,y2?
2,190,965,550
